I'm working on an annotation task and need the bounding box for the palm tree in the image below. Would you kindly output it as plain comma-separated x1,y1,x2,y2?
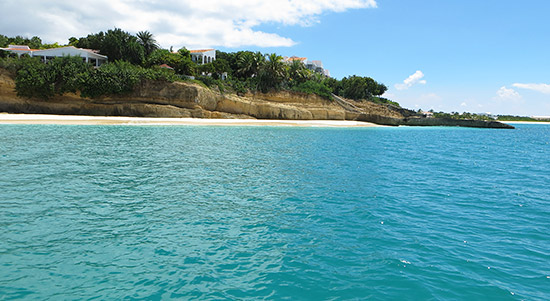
136,31,159,57
258,53,286,92
264,53,285,81
288,60,311,85
236,51,254,78
236,51,266,78
252,51,266,75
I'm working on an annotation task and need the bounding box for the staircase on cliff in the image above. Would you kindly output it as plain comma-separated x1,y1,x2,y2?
331,93,364,114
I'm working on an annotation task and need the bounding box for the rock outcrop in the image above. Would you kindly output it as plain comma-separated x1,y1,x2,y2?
0,69,514,128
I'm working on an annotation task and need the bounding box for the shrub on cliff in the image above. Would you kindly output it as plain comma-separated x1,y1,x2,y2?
0,56,23,74
291,80,332,99
13,57,176,99
79,61,140,98
15,57,54,98
79,60,177,98
15,56,89,99
48,56,90,95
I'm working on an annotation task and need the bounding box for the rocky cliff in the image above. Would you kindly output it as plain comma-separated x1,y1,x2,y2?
0,69,514,129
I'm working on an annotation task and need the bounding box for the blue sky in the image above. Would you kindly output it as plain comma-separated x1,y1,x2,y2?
240,0,550,115
1,0,549,115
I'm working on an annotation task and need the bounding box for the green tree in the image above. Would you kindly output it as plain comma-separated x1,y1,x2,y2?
15,57,53,98
79,60,176,98
136,31,159,57
76,29,145,65
101,28,145,65
28,36,42,49
15,56,90,99
336,75,387,100
1,35,42,49
48,56,90,94
212,58,230,78
68,37,79,46
216,50,238,77
291,80,332,99
178,47,191,58
80,61,142,98
235,51,265,79
0,34,8,48
40,42,63,49
235,51,254,78
287,60,311,87
146,48,195,75
198,62,215,75
75,31,105,50
258,53,285,92
323,77,340,95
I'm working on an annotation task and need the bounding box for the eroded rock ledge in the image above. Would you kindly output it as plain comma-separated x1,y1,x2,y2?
0,70,514,129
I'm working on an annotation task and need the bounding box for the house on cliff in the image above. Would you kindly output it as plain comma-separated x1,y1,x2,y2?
283,56,307,64
283,55,330,77
0,45,108,67
306,60,330,77
190,49,216,64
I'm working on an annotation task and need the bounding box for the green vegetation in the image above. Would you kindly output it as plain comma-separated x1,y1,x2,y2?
326,75,387,100
0,34,74,50
0,56,22,73
291,80,332,99
136,31,159,57
497,115,549,122
146,48,195,76
1,29,398,106
0,34,42,49
79,61,177,98
75,28,145,65
432,111,494,121
12,56,176,99
430,113,549,122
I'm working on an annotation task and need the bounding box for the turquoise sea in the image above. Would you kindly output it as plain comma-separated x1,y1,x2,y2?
0,123,549,300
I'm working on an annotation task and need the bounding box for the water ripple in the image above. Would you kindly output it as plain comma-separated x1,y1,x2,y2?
0,124,549,299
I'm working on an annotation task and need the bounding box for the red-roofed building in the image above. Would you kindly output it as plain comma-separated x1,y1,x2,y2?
283,55,330,77
159,64,174,69
189,49,215,64
283,56,307,63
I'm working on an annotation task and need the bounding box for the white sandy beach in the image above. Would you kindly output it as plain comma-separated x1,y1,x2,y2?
0,113,381,127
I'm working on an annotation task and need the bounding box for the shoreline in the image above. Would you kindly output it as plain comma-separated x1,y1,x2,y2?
0,113,382,127
502,121,550,125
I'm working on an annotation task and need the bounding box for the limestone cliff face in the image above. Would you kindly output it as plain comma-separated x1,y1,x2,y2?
0,69,514,128
0,71,359,120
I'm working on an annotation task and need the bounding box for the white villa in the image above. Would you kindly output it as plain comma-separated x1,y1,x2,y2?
0,45,108,67
284,55,330,77
306,60,330,77
190,49,216,64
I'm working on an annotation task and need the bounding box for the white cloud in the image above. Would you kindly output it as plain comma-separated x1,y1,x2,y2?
395,70,427,90
0,0,377,49
512,83,550,94
419,93,441,102
495,86,522,101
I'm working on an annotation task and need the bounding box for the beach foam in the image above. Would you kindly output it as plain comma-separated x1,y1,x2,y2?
0,113,381,127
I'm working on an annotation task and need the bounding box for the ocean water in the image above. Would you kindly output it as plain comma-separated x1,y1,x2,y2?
0,123,549,300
